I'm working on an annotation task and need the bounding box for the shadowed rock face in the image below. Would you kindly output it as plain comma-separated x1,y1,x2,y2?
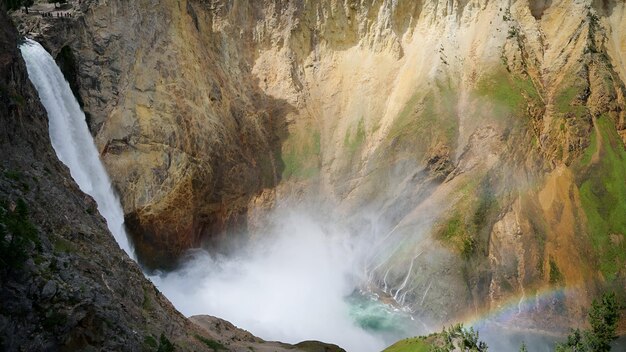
0,8,344,352
14,0,295,269
12,0,626,332
0,8,197,350
528,0,552,19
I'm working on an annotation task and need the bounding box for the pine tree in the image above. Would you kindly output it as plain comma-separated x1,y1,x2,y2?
554,292,621,352
586,292,620,352
519,341,528,352
555,329,584,352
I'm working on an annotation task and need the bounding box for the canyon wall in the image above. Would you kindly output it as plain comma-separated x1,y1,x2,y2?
0,7,343,351
13,0,626,331
0,8,206,348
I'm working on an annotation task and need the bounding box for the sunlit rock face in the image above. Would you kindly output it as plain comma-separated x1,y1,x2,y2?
15,0,626,332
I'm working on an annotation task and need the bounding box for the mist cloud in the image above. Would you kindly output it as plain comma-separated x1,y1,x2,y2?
150,210,388,352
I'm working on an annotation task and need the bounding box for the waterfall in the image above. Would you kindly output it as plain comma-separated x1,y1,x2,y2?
17,38,413,352
19,39,134,258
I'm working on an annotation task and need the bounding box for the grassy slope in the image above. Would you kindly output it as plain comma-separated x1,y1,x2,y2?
281,126,321,180
433,70,540,258
383,337,431,352
382,83,459,163
578,115,626,281
476,70,541,116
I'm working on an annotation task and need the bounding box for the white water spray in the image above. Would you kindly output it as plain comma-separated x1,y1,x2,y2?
151,210,393,352
20,39,134,258
18,38,421,352
15,34,569,352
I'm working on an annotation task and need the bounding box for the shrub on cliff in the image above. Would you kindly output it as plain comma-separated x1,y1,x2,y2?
1,0,33,11
555,292,621,352
587,292,620,351
0,198,38,276
431,324,489,352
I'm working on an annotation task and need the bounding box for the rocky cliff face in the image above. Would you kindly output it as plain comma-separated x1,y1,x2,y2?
0,7,343,351
15,0,294,268
12,0,626,333
0,8,201,349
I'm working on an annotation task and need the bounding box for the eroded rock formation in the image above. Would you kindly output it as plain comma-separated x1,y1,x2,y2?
12,0,626,333
0,7,342,351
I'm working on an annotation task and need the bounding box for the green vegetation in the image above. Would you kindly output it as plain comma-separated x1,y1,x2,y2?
142,287,153,311
52,236,75,253
556,292,621,352
442,215,463,240
439,178,498,259
580,123,598,166
554,86,581,113
344,117,366,158
549,258,564,285
386,93,420,143
557,329,585,352
4,169,31,192
386,293,621,352
587,293,621,351
384,324,488,352
552,79,588,123
144,335,158,349
194,335,227,351
439,214,469,256
157,334,175,352
383,336,431,352
578,116,626,280
11,92,25,107
461,236,476,259
384,86,458,159
472,180,498,235
503,8,512,21
519,342,528,352
438,213,476,259
2,0,33,11
281,128,321,180
3,170,22,182
476,71,541,117
0,198,38,275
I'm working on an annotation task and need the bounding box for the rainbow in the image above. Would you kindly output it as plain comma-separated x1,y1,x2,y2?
459,284,585,335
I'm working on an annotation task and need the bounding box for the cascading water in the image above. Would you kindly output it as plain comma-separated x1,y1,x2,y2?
14,37,610,352
18,38,421,352
19,39,134,258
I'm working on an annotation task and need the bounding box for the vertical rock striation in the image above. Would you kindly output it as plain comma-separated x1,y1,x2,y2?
12,0,626,331
0,7,343,351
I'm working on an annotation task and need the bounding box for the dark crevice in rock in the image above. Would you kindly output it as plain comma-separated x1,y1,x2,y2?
55,45,84,108
528,0,552,20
